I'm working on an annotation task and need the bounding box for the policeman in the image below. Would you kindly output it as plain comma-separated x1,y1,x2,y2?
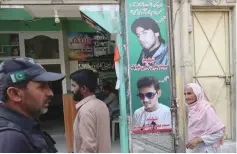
0,57,66,153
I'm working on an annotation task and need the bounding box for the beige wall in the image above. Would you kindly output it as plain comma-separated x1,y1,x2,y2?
173,0,236,144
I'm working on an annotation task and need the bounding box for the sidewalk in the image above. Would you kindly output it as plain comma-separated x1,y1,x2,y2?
52,134,121,153
52,134,236,153
178,139,236,153
220,140,236,153
43,120,235,153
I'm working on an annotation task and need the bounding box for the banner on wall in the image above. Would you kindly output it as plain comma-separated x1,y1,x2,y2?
67,32,109,60
78,59,114,72
126,0,172,134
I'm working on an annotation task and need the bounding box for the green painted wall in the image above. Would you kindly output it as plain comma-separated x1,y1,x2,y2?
0,34,12,57
0,18,95,58
0,8,33,20
62,20,96,32
0,8,95,32
0,18,62,31
0,18,95,32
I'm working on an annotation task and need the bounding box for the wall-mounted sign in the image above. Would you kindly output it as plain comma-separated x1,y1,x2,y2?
67,32,94,61
93,33,110,57
78,59,114,72
67,32,109,60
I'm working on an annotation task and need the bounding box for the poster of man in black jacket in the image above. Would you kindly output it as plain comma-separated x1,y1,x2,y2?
131,17,169,66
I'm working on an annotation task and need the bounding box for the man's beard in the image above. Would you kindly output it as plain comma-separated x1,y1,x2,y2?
40,108,48,114
73,91,84,102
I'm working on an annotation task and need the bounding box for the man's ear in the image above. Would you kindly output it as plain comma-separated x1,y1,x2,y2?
155,32,160,37
81,85,87,93
157,89,161,98
7,87,22,102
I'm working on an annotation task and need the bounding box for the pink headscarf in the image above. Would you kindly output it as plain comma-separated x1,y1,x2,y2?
186,83,225,148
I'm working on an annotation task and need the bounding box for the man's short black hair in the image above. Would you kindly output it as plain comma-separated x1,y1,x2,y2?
137,76,160,91
131,17,165,44
70,69,98,93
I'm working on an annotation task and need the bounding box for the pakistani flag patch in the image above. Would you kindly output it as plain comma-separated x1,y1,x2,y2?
10,71,26,83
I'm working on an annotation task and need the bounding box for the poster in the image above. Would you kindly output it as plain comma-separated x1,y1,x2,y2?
126,0,172,133
93,34,110,57
67,32,109,60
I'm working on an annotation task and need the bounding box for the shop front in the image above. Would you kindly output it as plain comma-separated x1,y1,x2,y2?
0,0,180,153
0,3,128,152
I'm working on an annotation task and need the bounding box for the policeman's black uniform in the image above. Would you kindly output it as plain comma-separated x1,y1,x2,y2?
0,57,66,153
0,104,58,153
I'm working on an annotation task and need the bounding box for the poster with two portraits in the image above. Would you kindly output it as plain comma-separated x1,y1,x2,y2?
126,0,173,135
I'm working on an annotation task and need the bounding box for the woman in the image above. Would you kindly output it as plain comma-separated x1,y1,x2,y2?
184,83,225,153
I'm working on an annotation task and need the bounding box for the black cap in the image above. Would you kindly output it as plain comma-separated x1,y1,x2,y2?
0,57,66,100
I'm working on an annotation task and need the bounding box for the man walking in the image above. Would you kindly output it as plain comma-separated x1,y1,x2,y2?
70,69,111,153
0,57,66,152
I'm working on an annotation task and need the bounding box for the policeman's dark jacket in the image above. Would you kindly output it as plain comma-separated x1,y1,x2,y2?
0,104,58,153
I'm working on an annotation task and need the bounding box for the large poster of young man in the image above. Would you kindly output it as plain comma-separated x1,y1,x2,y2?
132,76,171,133
131,17,169,66
126,0,171,133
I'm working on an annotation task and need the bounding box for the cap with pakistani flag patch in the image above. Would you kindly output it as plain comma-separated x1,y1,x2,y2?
0,57,66,101
10,71,26,83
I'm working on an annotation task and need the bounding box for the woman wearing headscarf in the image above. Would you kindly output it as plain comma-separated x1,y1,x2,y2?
184,83,225,153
